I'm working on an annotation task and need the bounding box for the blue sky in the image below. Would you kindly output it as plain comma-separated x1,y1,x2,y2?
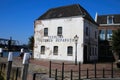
0,0,120,44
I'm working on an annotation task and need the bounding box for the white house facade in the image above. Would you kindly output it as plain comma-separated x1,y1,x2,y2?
34,4,98,63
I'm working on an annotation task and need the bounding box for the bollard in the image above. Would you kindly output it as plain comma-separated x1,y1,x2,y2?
111,62,113,78
71,69,73,80
103,68,105,78
79,62,81,79
0,48,3,57
6,52,13,80
62,62,64,80
15,67,19,80
20,48,24,58
49,61,51,78
33,73,36,80
55,69,57,80
94,62,97,78
22,53,30,80
87,68,89,79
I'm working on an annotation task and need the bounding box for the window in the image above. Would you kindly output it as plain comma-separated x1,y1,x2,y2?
44,28,48,36
67,46,73,56
57,27,62,36
86,27,88,36
99,30,105,40
53,46,58,55
95,31,97,39
107,29,112,40
107,16,113,24
41,46,45,54
95,48,97,56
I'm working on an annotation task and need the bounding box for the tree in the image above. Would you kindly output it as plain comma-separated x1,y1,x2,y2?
28,36,34,51
111,29,120,61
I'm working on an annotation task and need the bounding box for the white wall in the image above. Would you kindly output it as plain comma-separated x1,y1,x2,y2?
34,16,98,63
34,16,84,62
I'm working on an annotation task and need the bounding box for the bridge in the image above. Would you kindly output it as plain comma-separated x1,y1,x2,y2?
0,38,28,51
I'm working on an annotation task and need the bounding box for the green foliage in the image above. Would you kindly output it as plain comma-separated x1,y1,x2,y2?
111,29,120,54
28,36,34,50
0,73,4,80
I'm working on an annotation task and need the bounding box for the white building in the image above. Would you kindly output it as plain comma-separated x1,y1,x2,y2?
34,4,98,63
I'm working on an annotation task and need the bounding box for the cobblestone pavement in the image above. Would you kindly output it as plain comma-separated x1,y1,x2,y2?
1,57,120,80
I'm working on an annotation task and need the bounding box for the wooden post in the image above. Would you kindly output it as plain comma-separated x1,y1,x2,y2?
71,69,73,80
6,52,13,80
0,63,2,75
111,62,113,78
33,73,36,80
87,68,89,79
20,48,24,58
15,67,19,80
103,68,105,78
22,53,30,80
55,69,57,80
79,62,81,79
62,62,64,80
94,62,96,78
0,48,3,57
49,61,51,78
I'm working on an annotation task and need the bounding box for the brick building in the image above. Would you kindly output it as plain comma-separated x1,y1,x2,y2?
96,14,120,62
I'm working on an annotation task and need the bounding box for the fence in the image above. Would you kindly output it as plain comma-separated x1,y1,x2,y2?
49,61,120,80
0,62,22,80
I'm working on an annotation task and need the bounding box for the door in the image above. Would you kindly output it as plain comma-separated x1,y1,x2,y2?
83,45,87,63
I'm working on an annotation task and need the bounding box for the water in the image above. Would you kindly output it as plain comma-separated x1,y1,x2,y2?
2,52,32,57
2,52,20,57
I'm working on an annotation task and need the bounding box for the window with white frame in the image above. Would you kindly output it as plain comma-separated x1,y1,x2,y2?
107,16,114,24
53,46,58,55
67,46,73,56
44,28,48,36
57,27,62,36
107,29,112,40
41,46,45,54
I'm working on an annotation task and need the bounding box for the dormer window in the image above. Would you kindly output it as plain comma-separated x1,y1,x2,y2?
107,16,114,24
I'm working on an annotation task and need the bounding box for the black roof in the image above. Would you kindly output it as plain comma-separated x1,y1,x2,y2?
37,4,97,25
97,14,120,24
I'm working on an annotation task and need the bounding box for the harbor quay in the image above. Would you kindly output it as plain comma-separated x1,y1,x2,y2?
0,56,120,80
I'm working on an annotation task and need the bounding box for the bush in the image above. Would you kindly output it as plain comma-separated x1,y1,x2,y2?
0,74,4,80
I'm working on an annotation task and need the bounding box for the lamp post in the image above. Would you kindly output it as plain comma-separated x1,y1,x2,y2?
74,35,79,65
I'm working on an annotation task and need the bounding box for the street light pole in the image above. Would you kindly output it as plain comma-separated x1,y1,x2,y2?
74,35,79,65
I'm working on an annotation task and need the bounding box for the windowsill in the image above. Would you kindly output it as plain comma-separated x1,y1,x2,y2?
41,53,45,55
53,53,58,55
44,36,48,37
67,54,73,56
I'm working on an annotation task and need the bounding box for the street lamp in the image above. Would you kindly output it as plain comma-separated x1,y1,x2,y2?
74,35,79,65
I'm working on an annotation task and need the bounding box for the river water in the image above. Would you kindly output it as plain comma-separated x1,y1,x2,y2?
2,52,20,57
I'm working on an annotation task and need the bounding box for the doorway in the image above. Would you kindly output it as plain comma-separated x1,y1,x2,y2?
83,45,88,63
